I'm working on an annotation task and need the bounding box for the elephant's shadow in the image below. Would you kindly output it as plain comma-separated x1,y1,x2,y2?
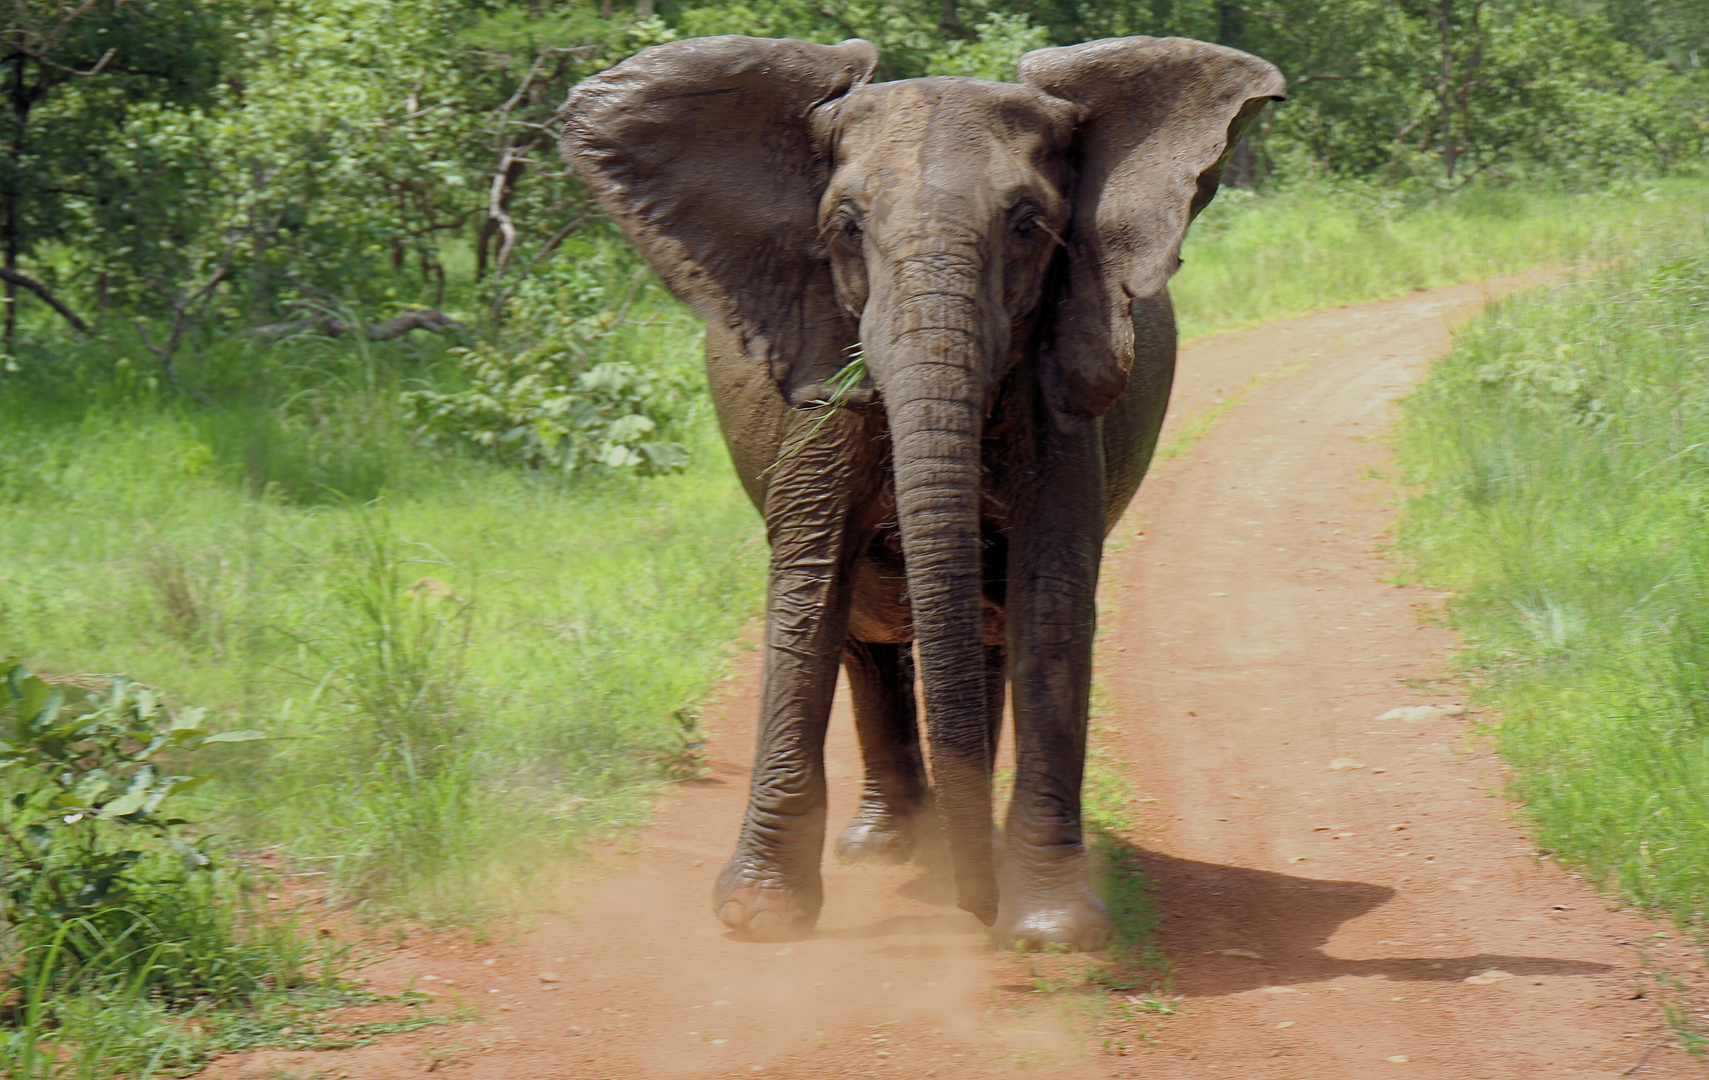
822,840,1613,996
1127,844,1611,997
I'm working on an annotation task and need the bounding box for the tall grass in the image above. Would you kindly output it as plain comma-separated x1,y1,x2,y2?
1173,177,1709,340
1396,207,1709,922
0,315,764,922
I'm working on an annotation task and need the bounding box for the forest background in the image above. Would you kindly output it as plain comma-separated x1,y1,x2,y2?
6,0,1708,359
1,1,1708,1075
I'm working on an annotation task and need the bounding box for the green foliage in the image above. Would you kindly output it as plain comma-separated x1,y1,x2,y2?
0,664,273,999
404,236,701,476
6,0,1705,355
1395,209,1709,923
1,0,228,315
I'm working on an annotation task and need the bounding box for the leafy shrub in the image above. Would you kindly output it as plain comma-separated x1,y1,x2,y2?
405,349,690,475
0,664,269,1004
405,232,700,477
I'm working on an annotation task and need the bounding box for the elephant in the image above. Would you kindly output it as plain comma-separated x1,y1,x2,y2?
558,33,1283,950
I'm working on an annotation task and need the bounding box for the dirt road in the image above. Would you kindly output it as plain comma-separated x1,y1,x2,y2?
219,274,1708,1080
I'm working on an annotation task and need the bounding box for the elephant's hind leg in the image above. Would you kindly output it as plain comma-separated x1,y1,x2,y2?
835,640,929,864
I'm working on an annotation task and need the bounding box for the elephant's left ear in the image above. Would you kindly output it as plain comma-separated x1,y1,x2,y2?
1019,37,1284,426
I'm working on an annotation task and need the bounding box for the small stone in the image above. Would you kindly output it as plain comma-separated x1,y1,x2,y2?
1385,1055,1410,1064
713,999,731,1006
1259,986,1301,994
538,972,561,983
1463,970,1515,985
1276,1021,1295,1029
1328,758,1365,770
1212,948,1265,960
1376,705,1465,724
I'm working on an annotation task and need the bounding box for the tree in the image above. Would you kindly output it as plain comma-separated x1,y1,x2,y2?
0,0,226,342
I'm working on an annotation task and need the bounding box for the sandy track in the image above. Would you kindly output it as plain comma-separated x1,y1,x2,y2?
217,274,1708,1080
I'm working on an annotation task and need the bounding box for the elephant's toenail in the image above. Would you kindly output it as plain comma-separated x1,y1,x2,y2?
717,901,745,928
748,910,780,935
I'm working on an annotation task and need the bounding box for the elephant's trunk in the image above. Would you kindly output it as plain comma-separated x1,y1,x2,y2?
868,276,1002,926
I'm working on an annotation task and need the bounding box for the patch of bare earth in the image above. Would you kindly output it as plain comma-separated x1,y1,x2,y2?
206,273,1709,1080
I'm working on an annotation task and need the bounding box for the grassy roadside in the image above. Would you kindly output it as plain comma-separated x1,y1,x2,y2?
1174,177,1709,342
1394,206,1709,925
0,401,764,917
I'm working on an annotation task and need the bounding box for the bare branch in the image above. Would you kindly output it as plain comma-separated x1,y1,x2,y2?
1289,73,1362,89
28,46,114,77
1,0,99,59
489,213,588,320
486,146,529,278
249,308,462,341
0,267,87,332
137,240,237,392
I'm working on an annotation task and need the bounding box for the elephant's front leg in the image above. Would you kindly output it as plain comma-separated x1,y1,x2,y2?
995,430,1115,951
715,430,859,941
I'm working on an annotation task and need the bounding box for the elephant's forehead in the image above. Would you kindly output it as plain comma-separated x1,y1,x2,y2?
838,78,1070,164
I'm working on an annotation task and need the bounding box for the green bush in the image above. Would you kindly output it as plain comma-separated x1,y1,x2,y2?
0,664,272,1003
405,350,691,475
404,238,700,477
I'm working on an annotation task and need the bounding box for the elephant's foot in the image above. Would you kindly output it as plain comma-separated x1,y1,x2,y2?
713,857,820,942
834,799,924,864
992,882,1114,952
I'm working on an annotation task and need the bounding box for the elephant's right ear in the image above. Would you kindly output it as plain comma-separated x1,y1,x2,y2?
559,36,878,407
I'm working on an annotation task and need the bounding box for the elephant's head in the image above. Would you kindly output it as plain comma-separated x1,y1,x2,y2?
559,35,1283,925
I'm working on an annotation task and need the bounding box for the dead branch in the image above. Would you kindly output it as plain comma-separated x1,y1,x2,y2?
138,242,237,392
0,267,87,332
31,46,114,77
489,213,588,321
249,308,462,342
486,146,528,278
1,0,98,59
1289,73,1362,89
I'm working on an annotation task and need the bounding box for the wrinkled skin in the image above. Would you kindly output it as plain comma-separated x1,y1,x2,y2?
560,34,1284,950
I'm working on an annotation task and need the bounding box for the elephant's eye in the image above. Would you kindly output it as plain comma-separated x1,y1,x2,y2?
835,215,862,244
1014,214,1038,236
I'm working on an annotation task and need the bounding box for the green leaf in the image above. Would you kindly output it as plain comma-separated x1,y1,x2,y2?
199,729,267,744
164,774,213,795
100,790,149,817
171,705,208,731
168,836,211,871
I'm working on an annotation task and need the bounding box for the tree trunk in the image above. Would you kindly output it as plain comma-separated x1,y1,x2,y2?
1438,1,1459,178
